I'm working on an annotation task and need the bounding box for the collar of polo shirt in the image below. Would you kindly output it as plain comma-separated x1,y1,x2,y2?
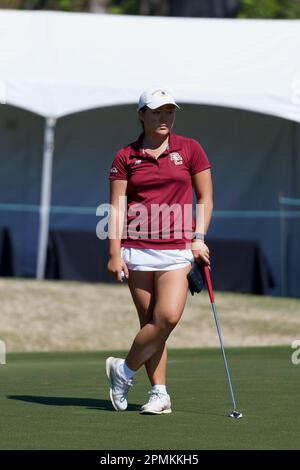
130,130,181,158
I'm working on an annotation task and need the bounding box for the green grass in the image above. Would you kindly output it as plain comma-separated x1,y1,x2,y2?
0,347,300,450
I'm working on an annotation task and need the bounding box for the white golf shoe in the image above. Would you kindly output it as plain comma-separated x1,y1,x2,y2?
106,357,134,411
140,391,172,415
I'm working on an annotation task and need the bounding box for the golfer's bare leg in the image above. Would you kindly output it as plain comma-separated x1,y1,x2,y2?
145,343,167,386
127,270,167,385
125,264,192,371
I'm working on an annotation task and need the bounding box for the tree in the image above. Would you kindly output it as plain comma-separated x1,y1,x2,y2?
0,0,90,11
238,0,300,19
106,0,139,14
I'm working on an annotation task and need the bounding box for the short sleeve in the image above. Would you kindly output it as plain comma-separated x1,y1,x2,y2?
108,150,128,181
189,139,211,175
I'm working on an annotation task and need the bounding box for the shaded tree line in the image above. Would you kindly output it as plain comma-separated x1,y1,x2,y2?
0,0,299,18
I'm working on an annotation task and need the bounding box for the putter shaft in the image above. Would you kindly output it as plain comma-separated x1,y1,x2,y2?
211,301,237,411
204,266,241,417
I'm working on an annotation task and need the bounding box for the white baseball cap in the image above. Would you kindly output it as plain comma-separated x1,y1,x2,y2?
137,87,180,111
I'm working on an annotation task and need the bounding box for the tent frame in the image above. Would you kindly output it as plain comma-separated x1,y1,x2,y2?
36,116,56,279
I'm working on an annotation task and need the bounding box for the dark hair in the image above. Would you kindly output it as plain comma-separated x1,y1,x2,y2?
138,105,148,131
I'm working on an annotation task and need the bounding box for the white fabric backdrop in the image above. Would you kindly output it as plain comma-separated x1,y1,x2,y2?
0,10,299,121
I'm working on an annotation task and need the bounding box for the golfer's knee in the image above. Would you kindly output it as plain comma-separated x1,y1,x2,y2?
154,310,180,331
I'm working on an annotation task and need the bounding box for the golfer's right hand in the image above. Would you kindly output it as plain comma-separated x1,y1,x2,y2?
107,255,129,283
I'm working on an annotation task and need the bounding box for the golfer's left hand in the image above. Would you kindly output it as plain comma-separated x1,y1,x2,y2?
191,240,210,267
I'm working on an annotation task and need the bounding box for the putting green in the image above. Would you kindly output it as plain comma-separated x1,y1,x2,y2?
0,347,299,450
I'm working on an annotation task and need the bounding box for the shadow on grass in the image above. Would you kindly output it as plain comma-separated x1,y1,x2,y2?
6,395,141,412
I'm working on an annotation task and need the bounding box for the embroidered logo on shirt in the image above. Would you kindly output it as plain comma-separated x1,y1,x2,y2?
110,167,118,173
134,159,142,165
170,153,183,165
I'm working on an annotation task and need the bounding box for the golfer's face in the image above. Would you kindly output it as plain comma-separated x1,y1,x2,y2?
141,104,176,136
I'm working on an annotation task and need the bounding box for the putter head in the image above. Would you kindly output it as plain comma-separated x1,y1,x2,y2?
228,410,243,419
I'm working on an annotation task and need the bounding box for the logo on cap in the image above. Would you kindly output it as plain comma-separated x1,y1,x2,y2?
152,89,167,96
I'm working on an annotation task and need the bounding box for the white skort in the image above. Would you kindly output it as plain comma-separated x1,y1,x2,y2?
121,247,194,271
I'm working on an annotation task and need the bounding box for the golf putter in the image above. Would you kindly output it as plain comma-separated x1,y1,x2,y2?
203,265,243,419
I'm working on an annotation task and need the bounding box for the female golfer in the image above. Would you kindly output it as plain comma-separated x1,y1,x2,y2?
106,87,213,414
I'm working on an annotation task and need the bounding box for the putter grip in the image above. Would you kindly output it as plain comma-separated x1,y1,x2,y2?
204,266,215,303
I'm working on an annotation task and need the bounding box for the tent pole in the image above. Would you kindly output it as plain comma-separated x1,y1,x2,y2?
279,192,287,297
36,116,56,280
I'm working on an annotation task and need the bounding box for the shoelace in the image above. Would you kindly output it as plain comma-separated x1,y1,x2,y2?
147,391,167,403
113,377,136,402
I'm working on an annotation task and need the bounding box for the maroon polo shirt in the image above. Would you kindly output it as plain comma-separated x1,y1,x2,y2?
108,130,211,249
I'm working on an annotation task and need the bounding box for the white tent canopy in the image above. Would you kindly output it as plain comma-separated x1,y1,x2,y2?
0,10,300,122
0,10,299,285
